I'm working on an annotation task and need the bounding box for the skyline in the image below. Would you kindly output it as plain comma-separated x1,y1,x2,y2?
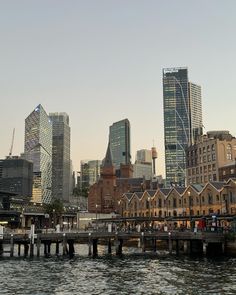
1,1,236,177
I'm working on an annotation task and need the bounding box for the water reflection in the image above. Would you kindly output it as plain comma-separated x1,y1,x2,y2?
0,245,236,295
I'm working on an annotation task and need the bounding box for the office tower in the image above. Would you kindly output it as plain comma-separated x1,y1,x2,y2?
49,113,71,203
163,67,202,186
0,157,33,197
80,160,102,189
24,104,52,203
109,119,131,172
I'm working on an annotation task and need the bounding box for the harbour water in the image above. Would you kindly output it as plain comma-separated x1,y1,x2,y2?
0,244,236,295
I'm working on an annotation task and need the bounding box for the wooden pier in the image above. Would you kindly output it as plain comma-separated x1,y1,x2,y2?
0,230,226,258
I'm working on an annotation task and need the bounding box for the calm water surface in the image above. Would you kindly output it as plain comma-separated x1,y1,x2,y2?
0,245,236,295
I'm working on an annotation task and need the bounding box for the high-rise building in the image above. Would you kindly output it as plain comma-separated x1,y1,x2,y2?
163,67,202,186
80,160,102,189
109,119,131,172
24,104,52,204
49,112,71,203
0,156,33,197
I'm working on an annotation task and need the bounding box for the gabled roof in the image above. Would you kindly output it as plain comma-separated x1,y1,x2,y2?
159,188,172,196
200,181,225,194
146,190,156,197
174,187,186,195
122,192,133,200
190,183,204,193
133,192,144,199
209,181,225,190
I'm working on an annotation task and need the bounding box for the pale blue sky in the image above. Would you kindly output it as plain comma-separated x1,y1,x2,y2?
0,0,236,176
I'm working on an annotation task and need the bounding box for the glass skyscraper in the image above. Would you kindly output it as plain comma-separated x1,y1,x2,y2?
163,67,202,186
24,104,52,203
49,113,71,203
109,119,131,170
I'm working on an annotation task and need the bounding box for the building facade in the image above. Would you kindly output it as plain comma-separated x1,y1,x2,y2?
186,131,236,185
120,179,236,221
80,160,102,189
49,112,71,203
133,149,152,179
88,143,152,214
109,119,131,173
163,67,202,186
24,104,52,204
0,157,33,197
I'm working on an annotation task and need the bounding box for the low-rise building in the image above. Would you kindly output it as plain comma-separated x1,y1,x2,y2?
186,131,236,185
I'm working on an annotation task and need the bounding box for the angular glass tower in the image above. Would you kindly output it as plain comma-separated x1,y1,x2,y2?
49,112,71,202
163,67,202,186
109,119,131,170
24,104,52,203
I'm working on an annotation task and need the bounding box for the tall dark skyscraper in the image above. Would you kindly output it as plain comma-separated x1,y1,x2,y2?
24,104,52,203
109,119,131,171
49,112,71,203
163,67,202,186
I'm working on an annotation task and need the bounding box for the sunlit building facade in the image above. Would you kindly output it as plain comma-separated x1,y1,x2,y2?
24,104,52,203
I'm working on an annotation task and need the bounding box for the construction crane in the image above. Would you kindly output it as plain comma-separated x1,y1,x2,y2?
9,128,15,158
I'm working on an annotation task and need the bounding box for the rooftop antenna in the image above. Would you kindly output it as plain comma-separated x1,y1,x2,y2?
9,128,15,158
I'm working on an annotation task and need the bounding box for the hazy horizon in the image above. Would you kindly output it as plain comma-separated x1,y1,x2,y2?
1,1,236,177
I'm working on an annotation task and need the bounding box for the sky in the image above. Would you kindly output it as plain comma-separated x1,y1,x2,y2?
0,0,236,177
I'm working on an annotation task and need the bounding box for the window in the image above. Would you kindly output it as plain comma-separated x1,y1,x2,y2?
227,144,232,160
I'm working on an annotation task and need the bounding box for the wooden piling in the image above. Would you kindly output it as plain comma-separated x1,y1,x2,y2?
93,239,98,257
37,236,40,257
88,234,92,256
0,242,3,256
63,234,67,256
18,244,21,256
10,234,14,257
24,243,29,257
108,238,112,254
56,241,59,256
